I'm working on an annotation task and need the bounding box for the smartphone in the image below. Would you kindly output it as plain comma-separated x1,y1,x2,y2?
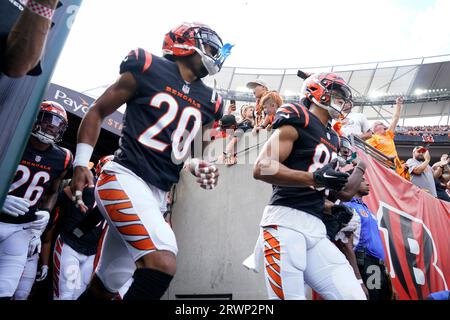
230,99,236,105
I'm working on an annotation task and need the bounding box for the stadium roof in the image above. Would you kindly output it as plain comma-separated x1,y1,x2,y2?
204,54,450,122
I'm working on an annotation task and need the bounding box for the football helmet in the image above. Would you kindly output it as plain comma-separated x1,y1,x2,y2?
31,101,68,144
162,22,232,76
95,155,114,177
301,73,353,120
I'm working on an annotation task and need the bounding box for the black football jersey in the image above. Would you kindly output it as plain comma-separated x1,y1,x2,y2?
56,187,103,256
114,48,224,191
268,102,340,219
1,141,72,224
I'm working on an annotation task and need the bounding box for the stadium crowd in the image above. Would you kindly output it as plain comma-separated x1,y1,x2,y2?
396,125,450,137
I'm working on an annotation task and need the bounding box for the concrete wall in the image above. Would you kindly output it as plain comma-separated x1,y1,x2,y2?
166,132,273,300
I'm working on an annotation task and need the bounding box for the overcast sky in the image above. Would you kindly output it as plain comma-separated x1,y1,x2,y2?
50,0,450,125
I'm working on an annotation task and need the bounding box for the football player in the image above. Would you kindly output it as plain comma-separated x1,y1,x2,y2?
71,23,232,300
253,73,366,300
51,156,111,300
0,101,71,300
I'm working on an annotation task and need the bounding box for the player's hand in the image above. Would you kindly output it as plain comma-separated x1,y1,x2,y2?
189,159,219,190
1,195,30,217
26,210,50,233
313,159,349,191
70,166,94,213
36,265,49,282
27,234,41,257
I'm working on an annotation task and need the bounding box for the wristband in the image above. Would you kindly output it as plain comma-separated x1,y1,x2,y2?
73,143,94,168
26,0,56,20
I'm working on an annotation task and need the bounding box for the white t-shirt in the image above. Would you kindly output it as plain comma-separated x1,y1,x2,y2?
341,112,371,137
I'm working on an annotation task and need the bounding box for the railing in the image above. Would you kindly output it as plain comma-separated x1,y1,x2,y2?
220,89,450,106
351,135,396,170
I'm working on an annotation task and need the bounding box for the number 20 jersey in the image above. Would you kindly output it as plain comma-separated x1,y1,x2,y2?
114,48,224,191
268,102,340,220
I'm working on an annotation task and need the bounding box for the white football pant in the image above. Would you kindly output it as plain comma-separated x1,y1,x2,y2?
260,205,366,300
53,235,95,300
0,221,33,298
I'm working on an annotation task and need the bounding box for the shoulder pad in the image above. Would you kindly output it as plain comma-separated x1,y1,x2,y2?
120,48,153,75
272,103,310,130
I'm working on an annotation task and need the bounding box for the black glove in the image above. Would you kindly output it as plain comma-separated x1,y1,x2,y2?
323,204,354,241
322,214,340,241
313,159,349,191
331,204,354,226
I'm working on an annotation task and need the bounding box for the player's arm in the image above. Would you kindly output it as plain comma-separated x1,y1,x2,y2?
336,159,366,201
71,72,137,209
3,0,59,77
39,169,67,213
254,126,348,189
388,97,403,133
253,125,316,187
36,224,54,282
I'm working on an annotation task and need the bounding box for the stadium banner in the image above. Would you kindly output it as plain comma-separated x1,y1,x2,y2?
44,83,124,136
358,150,450,300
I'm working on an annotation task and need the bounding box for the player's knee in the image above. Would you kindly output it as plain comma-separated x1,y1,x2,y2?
138,250,176,276
123,268,173,300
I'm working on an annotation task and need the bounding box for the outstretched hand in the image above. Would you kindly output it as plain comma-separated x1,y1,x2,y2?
70,166,94,213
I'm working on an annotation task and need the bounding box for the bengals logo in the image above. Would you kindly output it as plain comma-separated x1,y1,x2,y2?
377,202,448,300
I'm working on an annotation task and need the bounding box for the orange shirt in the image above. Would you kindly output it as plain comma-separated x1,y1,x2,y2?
366,129,398,158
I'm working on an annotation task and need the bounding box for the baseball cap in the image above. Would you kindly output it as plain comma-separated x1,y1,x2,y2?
219,114,237,128
246,79,268,90
413,146,427,153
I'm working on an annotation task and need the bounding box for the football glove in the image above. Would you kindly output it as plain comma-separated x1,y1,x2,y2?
313,159,349,191
27,210,50,235
28,234,41,257
1,195,30,217
331,204,354,226
36,265,49,282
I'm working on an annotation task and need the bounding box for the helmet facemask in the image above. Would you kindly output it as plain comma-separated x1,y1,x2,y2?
31,111,67,144
191,28,233,76
311,79,353,120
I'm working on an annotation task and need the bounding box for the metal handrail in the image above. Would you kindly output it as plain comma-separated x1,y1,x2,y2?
352,135,396,170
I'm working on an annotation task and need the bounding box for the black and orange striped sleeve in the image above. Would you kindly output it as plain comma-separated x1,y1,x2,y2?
62,148,73,171
272,102,309,131
119,48,153,75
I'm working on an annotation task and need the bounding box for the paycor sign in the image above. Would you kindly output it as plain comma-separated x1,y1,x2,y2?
44,83,124,136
